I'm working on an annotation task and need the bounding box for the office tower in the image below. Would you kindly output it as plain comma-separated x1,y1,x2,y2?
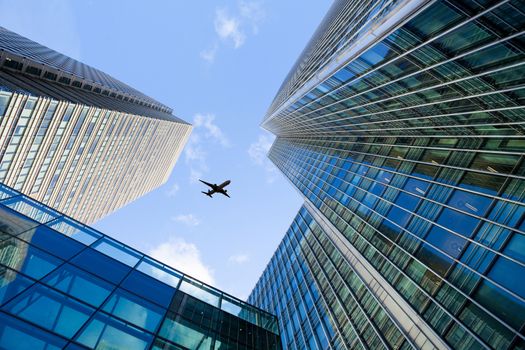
0,183,281,349
0,27,191,223
250,0,525,349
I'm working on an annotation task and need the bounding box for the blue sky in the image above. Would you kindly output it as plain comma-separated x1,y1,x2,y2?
0,0,331,299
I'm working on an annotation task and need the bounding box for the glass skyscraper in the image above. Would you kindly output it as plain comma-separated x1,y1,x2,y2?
0,27,191,223
0,182,281,349
250,0,525,349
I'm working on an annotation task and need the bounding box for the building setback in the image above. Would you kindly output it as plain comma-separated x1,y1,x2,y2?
0,182,281,349
250,0,525,349
0,27,191,223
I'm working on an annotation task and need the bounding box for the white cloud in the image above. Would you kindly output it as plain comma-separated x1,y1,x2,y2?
228,253,250,264
239,1,266,34
185,114,230,183
248,132,278,183
172,214,200,227
200,43,218,63
166,183,180,198
214,8,246,49
150,237,215,285
194,114,231,147
201,2,265,62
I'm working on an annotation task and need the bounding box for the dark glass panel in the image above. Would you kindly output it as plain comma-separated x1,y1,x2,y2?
70,247,131,284
0,205,40,241
121,270,175,308
416,243,454,277
0,311,67,350
17,225,84,260
0,237,62,279
474,280,525,329
0,267,34,306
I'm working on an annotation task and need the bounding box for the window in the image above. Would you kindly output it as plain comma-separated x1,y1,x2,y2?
3,283,94,337
70,247,131,284
121,270,174,307
42,263,113,307
75,312,153,350
102,288,164,332
0,312,66,350
17,225,84,260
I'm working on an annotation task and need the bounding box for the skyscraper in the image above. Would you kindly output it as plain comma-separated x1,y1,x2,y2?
0,182,281,349
0,27,191,223
250,0,525,349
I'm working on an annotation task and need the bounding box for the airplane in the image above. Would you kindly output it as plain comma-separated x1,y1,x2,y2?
199,179,231,198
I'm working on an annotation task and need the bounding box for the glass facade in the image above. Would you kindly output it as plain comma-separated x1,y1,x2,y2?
251,0,525,349
0,183,281,349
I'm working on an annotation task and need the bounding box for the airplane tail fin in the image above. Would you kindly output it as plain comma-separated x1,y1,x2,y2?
201,191,212,198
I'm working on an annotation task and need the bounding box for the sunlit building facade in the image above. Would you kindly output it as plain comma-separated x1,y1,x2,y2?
250,0,525,349
0,183,281,349
0,27,191,223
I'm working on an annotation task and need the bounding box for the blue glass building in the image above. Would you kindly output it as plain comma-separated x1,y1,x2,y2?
0,183,281,349
250,0,525,349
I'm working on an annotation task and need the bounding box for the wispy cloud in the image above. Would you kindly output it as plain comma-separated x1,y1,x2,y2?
185,113,230,183
150,237,215,285
228,253,250,264
194,114,231,147
248,132,278,183
172,214,200,227
165,183,180,198
239,1,266,34
201,1,266,62
215,9,246,49
200,43,219,63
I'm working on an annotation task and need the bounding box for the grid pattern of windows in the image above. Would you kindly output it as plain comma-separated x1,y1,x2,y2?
249,207,419,350
0,91,191,224
254,0,525,349
0,183,281,350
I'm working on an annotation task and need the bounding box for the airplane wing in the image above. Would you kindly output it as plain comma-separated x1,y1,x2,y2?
220,191,230,198
199,179,214,188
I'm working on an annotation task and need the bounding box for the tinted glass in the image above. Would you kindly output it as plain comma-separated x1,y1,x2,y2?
42,263,113,307
70,247,131,284
121,270,175,307
17,226,84,260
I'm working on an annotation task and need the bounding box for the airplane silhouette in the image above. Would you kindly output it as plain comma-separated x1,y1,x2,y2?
199,179,231,198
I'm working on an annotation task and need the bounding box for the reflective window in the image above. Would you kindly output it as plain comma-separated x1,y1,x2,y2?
102,288,164,332
179,278,221,307
0,267,34,306
3,283,94,337
121,270,175,307
1,196,59,223
92,237,141,267
42,263,113,307
47,217,101,245
0,205,40,241
474,280,525,330
425,226,467,259
0,237,62,279
70,247,130,284
75,312,153,350
488,256,525,299
136,257,182,288
159,314,213,349
436,208,480,237
17,225,84,260
0,311,67,350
